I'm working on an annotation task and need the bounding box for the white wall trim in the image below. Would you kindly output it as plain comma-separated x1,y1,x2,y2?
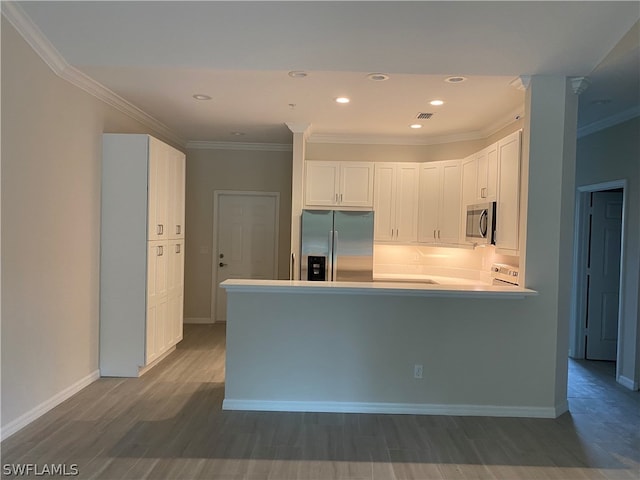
1,1,184,147
0,370,100,441
184,317,214,324
571,180,628,381
186,141,292,152
223,399,560,418
577,106,640,138
617,375,639,391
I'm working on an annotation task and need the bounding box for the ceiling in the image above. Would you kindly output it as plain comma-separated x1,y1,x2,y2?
14,1,640,146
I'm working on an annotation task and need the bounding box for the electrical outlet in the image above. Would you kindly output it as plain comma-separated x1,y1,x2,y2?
414,364,423,379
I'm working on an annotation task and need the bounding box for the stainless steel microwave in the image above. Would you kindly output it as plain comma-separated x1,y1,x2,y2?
465,202,496,245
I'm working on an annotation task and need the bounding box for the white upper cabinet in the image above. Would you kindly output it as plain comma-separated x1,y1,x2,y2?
147,137,169,240
148,138,186,240
418,160,461,245
167,146,186,239
495,131,522,254
476,143,498,202
373,163,420,242
305,161,374,208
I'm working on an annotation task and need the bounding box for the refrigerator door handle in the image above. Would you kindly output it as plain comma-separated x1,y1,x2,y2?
328,230,334,282
332,230,339,281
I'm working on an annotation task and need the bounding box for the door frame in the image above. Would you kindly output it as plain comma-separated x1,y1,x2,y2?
211,190,280,323
570,180,626,368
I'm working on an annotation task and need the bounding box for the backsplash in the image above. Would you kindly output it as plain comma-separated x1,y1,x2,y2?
374,244,518,283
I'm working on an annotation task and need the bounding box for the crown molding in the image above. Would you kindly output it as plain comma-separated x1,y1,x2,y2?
479,106,524,139
577,105,640,138
186,141,292,152
1,1,184,147
307,130,487,146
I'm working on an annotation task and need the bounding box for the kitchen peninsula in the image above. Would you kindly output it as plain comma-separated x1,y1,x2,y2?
221,279,546,418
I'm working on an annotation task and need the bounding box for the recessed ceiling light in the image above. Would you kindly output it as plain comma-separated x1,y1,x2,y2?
230,131,245,136
367,73,390,81
288,71,308,78
409,124,423,129
430,99,444,106
335,97,350,104
192,94,212,101
445,76,467,84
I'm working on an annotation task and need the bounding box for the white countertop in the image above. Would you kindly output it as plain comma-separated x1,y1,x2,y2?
373,272,486,286
221,278,537,299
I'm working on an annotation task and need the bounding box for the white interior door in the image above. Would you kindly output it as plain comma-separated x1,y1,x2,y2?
586,190,622,361
214,193,278,322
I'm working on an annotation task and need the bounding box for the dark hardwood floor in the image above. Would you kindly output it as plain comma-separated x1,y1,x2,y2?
2,324,638,479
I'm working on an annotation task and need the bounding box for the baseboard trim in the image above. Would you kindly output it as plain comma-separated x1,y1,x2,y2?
222,399,559,418
617,374,639,391
184,317,214,324
0,370,100,441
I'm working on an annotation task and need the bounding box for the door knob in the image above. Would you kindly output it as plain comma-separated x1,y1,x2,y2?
219,262,227,267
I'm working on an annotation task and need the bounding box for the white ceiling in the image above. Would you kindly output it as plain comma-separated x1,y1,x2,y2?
15,1,640,146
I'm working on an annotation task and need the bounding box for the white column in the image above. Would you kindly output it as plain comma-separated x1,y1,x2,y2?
286,123,311,280
521,76,580,411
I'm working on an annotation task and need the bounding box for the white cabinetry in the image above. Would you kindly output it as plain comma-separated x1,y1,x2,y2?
418,160,461,245
305,161,374,208
100,134,186,377
476,143,498,202
373,163,420,242
495,131,521,254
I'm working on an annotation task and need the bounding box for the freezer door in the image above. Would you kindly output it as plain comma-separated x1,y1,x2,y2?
300,210,333,281
333,211,374,281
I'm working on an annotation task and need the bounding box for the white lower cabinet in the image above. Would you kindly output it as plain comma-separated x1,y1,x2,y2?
100,134,185,377
418,160,461,245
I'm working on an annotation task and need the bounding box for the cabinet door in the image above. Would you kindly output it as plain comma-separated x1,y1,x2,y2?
167,240,184,345
476,148,488,201
394,164,420,242
305,162,339,206
417,164,440,244
373,164,396,241
167,147,186,239
485,143,498,201
439,161,461,244
146,240,168,363
339,162,374,207
460,155,477,243
147,138,169,240
496,131,521,253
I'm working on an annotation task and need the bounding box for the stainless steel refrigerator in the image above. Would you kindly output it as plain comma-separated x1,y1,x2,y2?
300,210,374,282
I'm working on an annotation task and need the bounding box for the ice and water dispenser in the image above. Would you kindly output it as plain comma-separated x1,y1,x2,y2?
307,255,326,281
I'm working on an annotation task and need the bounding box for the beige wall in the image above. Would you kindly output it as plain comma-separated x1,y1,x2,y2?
1,19,178,433
184,148,292,321
305,119,524,163
576,117,640,387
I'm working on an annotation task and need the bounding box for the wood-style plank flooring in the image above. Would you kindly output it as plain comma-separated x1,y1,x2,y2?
2,324,639,479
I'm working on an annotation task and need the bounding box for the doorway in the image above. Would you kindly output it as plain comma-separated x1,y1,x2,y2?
211,191,279,322
571,181,625,369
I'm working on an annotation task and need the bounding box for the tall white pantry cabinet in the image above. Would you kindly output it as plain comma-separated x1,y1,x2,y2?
100,134,185,377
